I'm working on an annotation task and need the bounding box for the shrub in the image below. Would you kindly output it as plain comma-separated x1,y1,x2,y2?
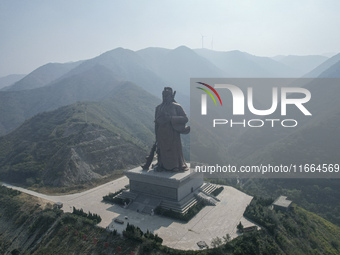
72,207,101,224
123,223,143,242
102,189,130,205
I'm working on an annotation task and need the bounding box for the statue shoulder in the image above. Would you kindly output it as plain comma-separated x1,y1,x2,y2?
172,102,182,108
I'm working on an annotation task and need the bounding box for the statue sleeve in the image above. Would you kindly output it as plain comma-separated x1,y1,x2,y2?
171,105,190,134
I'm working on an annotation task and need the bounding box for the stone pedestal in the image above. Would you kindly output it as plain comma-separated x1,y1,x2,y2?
122,167,203,214
125,167,203,201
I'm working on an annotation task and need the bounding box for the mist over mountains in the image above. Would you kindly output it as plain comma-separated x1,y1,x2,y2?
304,52,340,77
1,61,83,92
272,55,328,75
0,46,339,187
1,46,336,136
195,49,300,77
0,74,26,90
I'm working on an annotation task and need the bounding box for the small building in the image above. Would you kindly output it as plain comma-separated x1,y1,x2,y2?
272,196,292,211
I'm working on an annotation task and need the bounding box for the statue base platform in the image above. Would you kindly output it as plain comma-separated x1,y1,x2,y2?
121,166,204,214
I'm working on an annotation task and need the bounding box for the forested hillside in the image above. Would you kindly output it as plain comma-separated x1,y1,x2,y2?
0,82,158,187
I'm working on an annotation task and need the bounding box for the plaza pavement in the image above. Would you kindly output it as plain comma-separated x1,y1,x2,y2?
2,165,255,250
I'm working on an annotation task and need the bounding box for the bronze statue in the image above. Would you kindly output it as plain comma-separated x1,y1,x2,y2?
142,87,190,171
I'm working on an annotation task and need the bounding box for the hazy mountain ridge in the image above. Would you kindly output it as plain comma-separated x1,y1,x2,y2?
272,55,328,75
318,59,340,77
138,46,225,95
194,48,302,77
0,64,123,136
3,61,83,91
0,82,158,187
304,52,340,77
60,47,168,97
0,48,176,137
0,74,26,90
2,46,335,137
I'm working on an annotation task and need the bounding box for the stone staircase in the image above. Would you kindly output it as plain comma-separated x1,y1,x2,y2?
158,182,222,214
200,182,218,195
160,196,199,214
198,182,222,204
195,192,217,206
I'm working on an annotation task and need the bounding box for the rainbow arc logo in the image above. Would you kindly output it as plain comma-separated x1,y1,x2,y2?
196,82,223,106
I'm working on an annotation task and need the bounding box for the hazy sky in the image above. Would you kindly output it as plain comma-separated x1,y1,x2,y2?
1,0,340,77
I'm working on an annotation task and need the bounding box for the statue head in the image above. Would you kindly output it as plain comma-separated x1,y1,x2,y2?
162,87,176,103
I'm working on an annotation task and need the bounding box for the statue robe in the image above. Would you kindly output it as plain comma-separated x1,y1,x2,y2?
155,101,189,171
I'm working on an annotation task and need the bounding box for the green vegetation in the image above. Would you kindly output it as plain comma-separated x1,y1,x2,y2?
123,223,163,242
72,207,102,224
0,185,21,197
241,178,340,227
102,189,124,202
123,223,165,253
0,186,139,254
236,221,244,233
244,197,276,234
241,196,340,254
102,189,131,205
104,196,130,206
0,186,21,217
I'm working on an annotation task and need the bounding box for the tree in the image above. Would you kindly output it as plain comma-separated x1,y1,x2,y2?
211,236,223,248
211,236,225,255
237,221,244,233
223,233,231,244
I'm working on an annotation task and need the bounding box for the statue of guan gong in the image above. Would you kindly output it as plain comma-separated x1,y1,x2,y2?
142,87,190,171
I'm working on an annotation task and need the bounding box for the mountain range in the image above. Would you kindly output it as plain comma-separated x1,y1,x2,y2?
304,52,340,77
0,74,26,90
1,46,336,136
1,61,83,92
0,46,339,189
272,54,328,75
